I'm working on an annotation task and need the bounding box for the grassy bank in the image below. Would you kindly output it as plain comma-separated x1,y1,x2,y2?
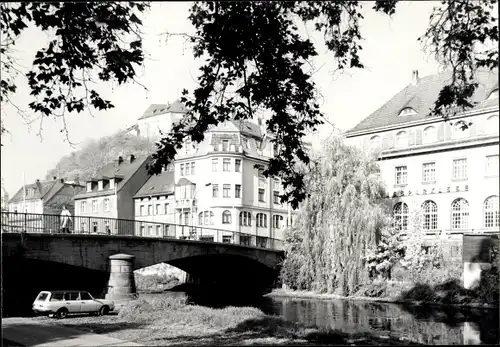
33,295,421,346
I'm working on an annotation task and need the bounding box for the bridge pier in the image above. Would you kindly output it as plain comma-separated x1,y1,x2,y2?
105,253,137,301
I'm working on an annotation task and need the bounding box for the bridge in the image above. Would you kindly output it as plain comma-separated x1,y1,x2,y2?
1,212,285,316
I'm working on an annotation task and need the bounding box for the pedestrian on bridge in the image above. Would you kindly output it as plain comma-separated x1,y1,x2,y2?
60,206,72,234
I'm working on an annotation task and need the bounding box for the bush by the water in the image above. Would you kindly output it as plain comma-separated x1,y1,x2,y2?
134,273,179,292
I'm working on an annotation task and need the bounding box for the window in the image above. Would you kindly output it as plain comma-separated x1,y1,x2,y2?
92,199,98,212
256,236,267,248
257,213,267,228
452,158,467,180
258,168,264,178
156,225,161,236
140,223,145,235
103,198,110,212
273,191,280,204
199,211,215,225
486,115,499,134
104,221,110,234
239,211,252,226
240,235,251,246
235,159,241,172
423,126,437,144
185,163,190,175
86,182,92,192
81,201,86,213
451,198,469,229
140,205,145,216
109,179,115,190
422,162,436,183
180,164,185,176
212,159,218,172
223,184,230,198
223,158,231,171
98,181,103,191
393,202,409,231
235,184,241,198
395,131,408,148
422,200,438,230
273,215,284,229
486,155,499,176
156,204,162,215
369,135,381,149
191,162,195,175
164,203,170,214
148,225,153,236
484,196,499,228
92,221,98,233
222,140,229,151
198,212,203,225
395,166,407,185
222,235,232,243
27,188,34,195
399,107,417,116
452,121,470,139
222,210,232,224
212,184,219,198
148,205,152,215
258,188,265,202
273,178,280,190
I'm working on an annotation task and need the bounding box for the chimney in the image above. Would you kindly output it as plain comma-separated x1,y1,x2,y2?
60,178,64,183
35,179,43,196
53,176,57,180
130,154,135,163
411,70,419,85
118,156,124,165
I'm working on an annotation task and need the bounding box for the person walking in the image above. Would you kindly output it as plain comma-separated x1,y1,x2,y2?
60,206,72,233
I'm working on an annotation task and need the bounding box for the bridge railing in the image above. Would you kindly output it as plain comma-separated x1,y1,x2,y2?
0,212,284,250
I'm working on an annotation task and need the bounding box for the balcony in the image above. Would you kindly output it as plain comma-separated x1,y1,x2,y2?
175,199,195,209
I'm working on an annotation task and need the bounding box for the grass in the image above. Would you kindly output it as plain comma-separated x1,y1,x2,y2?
35,295,422,346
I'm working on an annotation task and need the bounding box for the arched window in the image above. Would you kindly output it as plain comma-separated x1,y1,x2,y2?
199,211,214,225
395,131,408,148
239,211,252,226
451,198,469,229
484,196,499,228
369,135,381,149
421,200,438,230
422,126,437,144
198,212,203,225
256,213,267,228
452,121,470,139
398,107,417,117
486,115,499,134
222,210,232,224
393,202,409,231
272,215,284,229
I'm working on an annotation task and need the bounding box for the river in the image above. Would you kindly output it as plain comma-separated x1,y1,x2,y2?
144,291,499,345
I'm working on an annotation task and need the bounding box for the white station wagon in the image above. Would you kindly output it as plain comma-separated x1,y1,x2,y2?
33,290,115,319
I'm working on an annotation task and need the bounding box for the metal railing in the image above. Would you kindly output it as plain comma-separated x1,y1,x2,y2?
1,212,284,250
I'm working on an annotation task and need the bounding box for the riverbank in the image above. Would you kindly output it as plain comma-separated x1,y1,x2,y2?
32,295,422,346
267,282,499,310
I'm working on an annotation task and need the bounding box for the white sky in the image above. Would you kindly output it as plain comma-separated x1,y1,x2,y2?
1,1,442,196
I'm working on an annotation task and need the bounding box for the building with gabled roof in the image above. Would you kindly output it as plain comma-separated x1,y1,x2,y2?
345,69,499,259
73,154,152,233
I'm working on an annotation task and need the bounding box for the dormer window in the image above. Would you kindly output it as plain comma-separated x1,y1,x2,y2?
398,107,417,117
27,188,34,196
395,131,409,148
98,181,103,191
222,140,229,151
369,135,381,149
487,88,499,100
109,179,115,190
86,182,92,192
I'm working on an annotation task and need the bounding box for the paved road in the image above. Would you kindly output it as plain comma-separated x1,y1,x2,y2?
2,318,141,347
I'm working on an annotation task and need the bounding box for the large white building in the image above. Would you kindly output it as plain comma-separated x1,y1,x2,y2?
171,119,294,247
345,69,499,257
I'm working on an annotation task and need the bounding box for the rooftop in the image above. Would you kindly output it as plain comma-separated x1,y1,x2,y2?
134,169,175,198
9,179,83,204
138,100,187,120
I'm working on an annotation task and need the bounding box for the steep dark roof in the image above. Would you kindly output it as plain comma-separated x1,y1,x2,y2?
134,169,175,198
74,155,151,198
9,180,83,204
231,119,262,138
347,69,499,134
138,100,187,120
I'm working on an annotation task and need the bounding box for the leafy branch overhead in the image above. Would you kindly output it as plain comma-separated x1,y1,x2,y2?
148,0,498,208
1,1,498,208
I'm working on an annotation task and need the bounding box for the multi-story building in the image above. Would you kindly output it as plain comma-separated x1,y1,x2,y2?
73,154,152,233
126,100,186,140
172,119,293,246
133,164,176,237
345,69,499,256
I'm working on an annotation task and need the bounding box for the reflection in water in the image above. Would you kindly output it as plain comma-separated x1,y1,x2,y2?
153,291,498,345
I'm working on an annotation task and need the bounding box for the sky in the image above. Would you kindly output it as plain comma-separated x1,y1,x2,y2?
1,1,443,197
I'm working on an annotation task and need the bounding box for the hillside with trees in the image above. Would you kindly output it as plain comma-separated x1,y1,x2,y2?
45,131,156,183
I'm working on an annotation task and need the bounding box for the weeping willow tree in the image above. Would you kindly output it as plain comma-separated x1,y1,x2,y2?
281,136,389,296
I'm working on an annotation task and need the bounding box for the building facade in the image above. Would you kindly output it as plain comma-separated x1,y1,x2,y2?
171,119,293,246
74,154,152,234
345,69,499,256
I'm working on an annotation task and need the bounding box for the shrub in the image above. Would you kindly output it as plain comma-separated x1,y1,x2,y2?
134,273,179,291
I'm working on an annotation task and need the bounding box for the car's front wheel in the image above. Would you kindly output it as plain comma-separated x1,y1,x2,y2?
55,308,68,319
98,305,109,316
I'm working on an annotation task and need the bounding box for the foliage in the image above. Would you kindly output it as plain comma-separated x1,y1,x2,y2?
134,272,179,292
280,136,387,296
45,131,155,181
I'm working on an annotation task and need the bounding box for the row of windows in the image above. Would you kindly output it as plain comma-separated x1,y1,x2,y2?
213,184,241,198
370,115,499,149
211,158,242,172
81,199,110,213
393,196,499,231
180,162,195,176
395,155,499,185
194,210,289,228
138,203,171,216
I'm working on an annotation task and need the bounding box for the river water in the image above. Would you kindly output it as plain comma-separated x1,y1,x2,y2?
147,291,499,345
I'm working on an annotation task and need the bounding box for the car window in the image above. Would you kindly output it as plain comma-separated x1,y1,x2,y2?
50,293,64,301
80,292,92,300
64,292,80,301
36,292,49,301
